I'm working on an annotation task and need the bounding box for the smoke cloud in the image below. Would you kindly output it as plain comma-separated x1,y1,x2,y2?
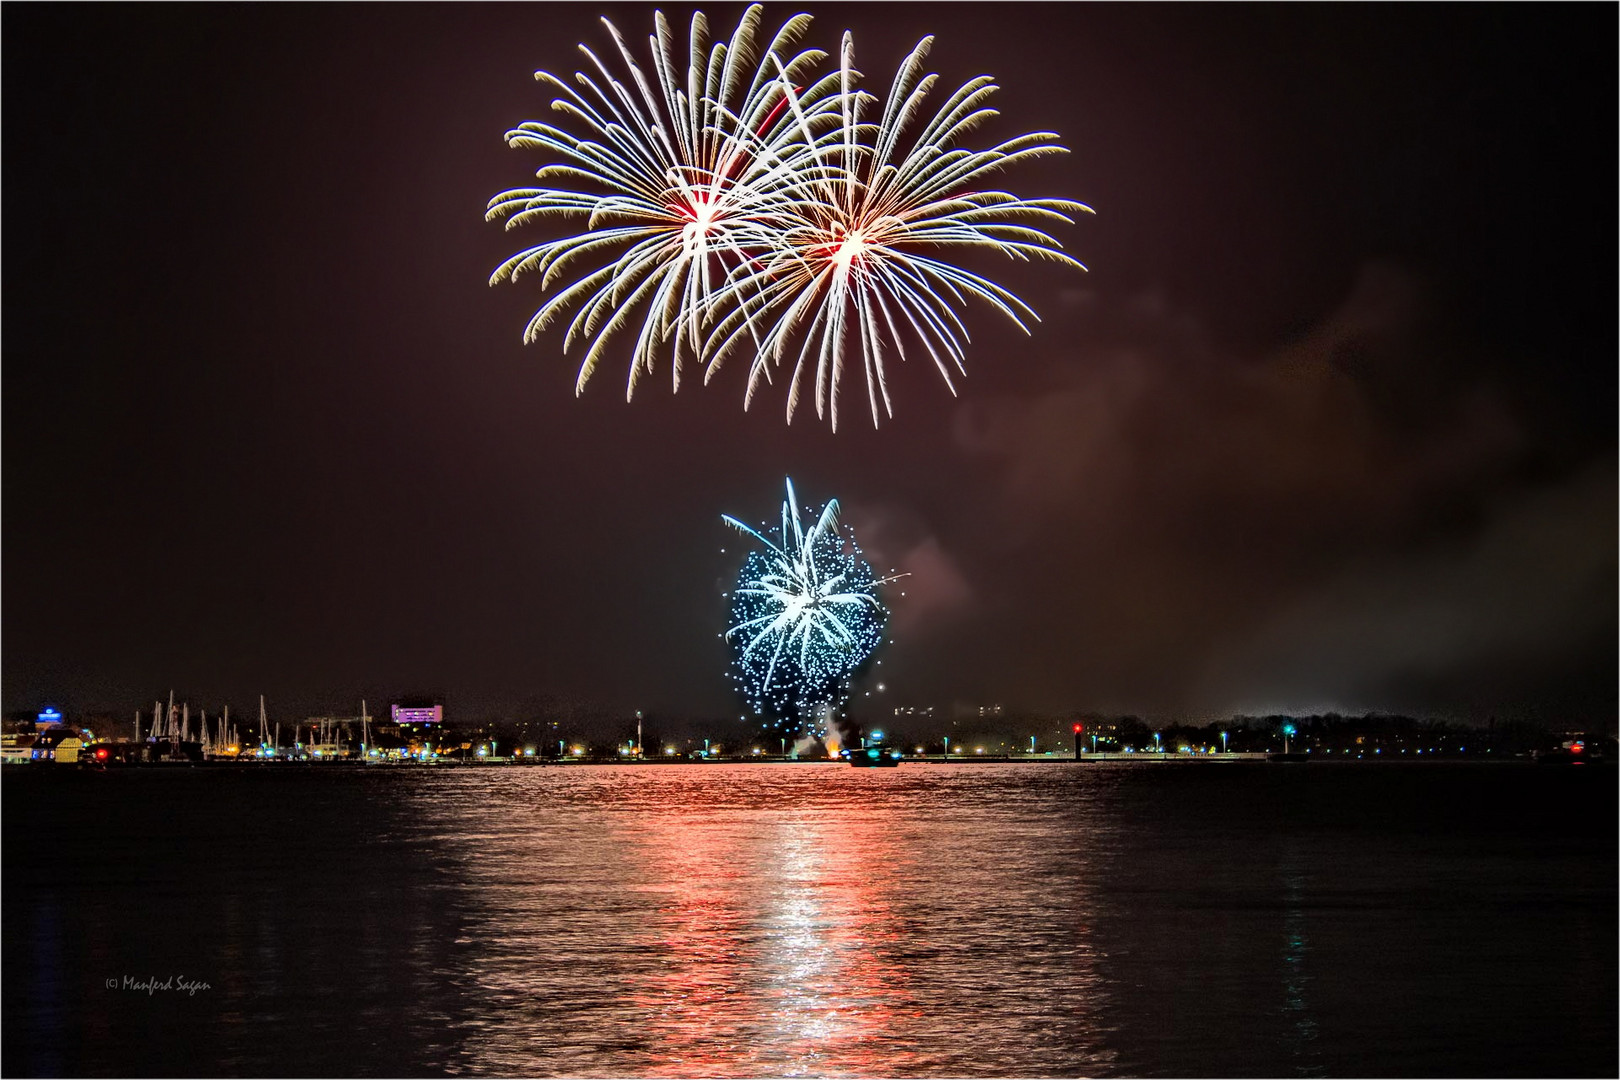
861,263,1612,722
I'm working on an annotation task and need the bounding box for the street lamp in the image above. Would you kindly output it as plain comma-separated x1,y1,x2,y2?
1220,730,1228,754
1282,723,1296,754
1153,732,1162,754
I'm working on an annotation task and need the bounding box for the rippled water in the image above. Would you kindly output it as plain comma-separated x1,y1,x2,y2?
5,762,1615,1077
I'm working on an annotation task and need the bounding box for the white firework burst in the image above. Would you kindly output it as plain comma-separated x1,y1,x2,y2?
486,5,842,398
706,32,1094,429
489,13,1092,429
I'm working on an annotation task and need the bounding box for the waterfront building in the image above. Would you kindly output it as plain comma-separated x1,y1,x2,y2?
1,732,37,764
391,703,442,726
369,732,411,760
32,729,84,764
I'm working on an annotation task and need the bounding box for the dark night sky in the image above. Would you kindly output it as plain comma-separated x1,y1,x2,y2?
4,4,1614,728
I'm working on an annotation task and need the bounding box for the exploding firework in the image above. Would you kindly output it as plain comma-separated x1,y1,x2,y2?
490,11,1090,428
486,5,844,399
706,32,1093,429
723,479,900,742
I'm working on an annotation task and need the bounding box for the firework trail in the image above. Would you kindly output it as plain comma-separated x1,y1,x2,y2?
723,479,901,742
486,5,842,398
706,32,1093,429
490,10,1090,428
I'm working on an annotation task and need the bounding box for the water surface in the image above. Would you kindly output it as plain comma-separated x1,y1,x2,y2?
4,762,1614,1076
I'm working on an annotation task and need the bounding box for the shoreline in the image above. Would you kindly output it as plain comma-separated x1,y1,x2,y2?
6,753,1586,771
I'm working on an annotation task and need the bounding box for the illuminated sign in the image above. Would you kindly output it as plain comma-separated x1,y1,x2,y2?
391,704,442,725
37,708,62,726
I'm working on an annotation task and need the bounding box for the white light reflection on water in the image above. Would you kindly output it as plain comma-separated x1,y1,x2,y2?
7,761,1615,1077
620,805,921,1076
421,764,1115,1077
1278,844,1323,1078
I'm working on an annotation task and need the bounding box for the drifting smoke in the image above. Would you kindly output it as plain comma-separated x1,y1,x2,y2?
861,263,1613,722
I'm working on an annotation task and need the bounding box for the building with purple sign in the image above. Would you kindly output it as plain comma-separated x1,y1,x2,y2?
391,704,441,726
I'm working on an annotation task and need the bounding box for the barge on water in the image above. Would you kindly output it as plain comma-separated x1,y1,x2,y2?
841,734,902,767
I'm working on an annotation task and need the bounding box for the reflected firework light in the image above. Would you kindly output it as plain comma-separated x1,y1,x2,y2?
723,479,903,746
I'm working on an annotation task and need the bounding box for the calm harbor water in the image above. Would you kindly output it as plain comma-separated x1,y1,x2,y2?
4,762,1615,1077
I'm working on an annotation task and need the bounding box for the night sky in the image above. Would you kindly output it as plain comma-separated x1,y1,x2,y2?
5,4,1614,728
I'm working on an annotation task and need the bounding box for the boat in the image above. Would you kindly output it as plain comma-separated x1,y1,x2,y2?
843,743,901,767
1534,740,1604,765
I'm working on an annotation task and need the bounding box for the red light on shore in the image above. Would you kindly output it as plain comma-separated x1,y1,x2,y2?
1570,743,1584,753
1072,723,1084,734
95,748,109,760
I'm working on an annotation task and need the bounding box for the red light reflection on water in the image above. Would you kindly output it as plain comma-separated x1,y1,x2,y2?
624,794,917,1076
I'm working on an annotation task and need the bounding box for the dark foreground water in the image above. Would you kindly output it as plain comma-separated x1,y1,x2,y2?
4,762,1615,1078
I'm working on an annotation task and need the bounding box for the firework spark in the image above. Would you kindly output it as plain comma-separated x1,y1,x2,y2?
486,5,842,398
723,479,901,739
705,32,1094,429
490,12,1091,428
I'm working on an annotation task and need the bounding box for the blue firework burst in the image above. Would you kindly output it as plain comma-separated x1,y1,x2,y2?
723,479,899,737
